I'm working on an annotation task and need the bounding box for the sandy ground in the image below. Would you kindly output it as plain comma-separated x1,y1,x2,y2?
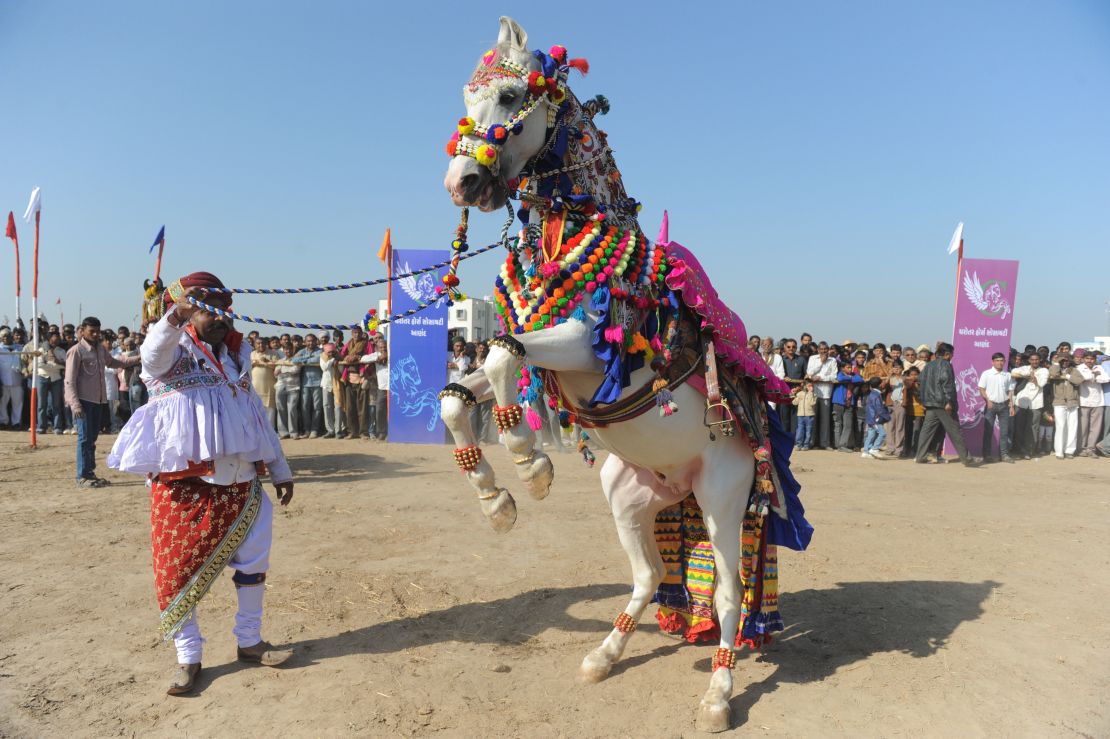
1,430,1108,738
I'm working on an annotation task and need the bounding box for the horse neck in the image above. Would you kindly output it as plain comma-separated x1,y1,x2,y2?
525,90,640,233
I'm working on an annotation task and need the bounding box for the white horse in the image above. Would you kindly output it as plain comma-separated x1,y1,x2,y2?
439,17,810,732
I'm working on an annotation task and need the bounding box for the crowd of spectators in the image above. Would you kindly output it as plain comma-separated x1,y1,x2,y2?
4,317,1108,471
757,334,1110,464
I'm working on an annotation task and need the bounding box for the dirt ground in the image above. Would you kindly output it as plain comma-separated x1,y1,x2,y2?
1,431,1107,738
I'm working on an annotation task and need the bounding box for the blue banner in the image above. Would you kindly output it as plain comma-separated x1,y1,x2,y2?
388,248,450,444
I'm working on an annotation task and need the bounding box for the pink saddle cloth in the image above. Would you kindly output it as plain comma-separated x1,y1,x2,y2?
663,242,793,405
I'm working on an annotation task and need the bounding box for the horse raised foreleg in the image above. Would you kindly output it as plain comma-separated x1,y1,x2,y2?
579,454,687,683
439,367,518,533
483,336,554,501
691,439,754,733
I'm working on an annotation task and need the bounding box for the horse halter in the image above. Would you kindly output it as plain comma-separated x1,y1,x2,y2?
446,47,571,179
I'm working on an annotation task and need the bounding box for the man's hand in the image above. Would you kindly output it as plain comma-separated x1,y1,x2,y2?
944,403,952,413
274,480,294,507
171,286,210,323
73,406,85,419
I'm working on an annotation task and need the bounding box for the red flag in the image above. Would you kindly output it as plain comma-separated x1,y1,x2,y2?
5,212,16,241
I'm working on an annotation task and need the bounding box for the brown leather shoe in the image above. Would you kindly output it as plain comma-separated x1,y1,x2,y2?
166,662,201,695
237,640,293,666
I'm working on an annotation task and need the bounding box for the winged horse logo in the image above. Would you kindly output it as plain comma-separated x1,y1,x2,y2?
398,262,443,305
962,271,1012,319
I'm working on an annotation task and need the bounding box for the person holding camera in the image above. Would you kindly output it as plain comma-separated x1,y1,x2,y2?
1048,351,1084,459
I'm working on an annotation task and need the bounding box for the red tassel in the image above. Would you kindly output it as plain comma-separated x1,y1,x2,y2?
568,58,590,75
526,407,544,431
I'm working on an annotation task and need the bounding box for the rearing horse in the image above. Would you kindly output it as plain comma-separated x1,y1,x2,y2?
439,17,812,732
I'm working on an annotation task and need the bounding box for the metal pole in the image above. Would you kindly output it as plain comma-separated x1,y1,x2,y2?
29,210,40,449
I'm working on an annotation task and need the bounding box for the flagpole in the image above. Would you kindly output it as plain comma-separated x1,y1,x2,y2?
6,212,19,327
154,230,165,283
29,210,40,449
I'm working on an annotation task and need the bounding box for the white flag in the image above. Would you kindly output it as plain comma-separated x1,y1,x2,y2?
22,187,41,224
946,221,963,255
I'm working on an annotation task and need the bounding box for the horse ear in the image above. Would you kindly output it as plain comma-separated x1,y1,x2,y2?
497,16,528,51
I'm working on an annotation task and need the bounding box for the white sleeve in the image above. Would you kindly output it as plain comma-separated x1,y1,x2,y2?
977,372,988,389
140,307,186,378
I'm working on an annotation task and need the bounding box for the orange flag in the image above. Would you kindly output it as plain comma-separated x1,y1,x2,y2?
377,228,392,262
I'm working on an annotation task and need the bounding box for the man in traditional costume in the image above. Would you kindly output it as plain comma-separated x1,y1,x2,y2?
108,271,295,695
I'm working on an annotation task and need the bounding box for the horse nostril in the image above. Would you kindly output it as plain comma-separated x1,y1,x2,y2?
460,173,479,193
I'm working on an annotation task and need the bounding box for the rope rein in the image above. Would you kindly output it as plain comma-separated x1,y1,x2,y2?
181,202,516,332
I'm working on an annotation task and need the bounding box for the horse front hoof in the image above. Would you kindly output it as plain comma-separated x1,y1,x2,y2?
522,452,554,500
486,489,517,533
695,702,730,733
577,650,613,684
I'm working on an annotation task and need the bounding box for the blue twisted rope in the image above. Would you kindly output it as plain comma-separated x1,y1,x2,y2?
183,203,517,331
185,291,448,331
203,240,501,295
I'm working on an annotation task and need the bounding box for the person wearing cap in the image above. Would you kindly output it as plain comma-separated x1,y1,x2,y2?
1047,351,1084,459
64,317,141,485
107,272,295,695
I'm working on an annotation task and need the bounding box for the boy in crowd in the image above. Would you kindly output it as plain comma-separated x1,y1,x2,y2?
792,379,816,450
862,377,891,459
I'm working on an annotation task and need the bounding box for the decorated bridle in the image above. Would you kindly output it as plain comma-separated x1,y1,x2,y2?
446,45,583,180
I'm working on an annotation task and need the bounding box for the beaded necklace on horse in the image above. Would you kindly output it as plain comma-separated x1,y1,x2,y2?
447,44,674,414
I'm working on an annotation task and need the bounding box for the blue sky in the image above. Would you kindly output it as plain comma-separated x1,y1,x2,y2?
2,1,1108,345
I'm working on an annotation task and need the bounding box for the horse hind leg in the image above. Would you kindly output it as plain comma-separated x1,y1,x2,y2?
439,368,517,533
579,455,687,683
691,440,754,733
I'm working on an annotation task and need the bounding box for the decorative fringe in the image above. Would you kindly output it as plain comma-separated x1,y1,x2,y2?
567,58,590,75
547,394,558,410
604,325,624,344
592,289,608,308
526,407,544,431
655,384,678,417
570,305,586,321
650,335,664,353
627,332,649,354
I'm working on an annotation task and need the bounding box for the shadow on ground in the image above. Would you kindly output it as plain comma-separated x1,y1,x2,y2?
189,579,997,696
285,452,419,484
727,579,1000,723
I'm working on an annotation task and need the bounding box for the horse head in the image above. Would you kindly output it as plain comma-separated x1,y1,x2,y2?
444,17,555,212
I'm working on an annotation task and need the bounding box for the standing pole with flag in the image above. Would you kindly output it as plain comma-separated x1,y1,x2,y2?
4,212,19,327
23,187,42,449
150,225,166,283
947,221,964,333
378,228,393,318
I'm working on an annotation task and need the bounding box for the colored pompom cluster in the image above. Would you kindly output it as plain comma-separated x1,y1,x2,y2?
457,117,475,135
474,145,498,167
485,124,508,144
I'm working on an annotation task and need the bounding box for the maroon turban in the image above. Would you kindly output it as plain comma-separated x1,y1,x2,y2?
164,271,231,310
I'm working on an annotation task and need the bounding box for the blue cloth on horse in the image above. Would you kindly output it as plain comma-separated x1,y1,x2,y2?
766,403,813,552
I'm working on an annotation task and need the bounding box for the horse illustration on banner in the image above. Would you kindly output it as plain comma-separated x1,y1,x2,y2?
437,17,812,731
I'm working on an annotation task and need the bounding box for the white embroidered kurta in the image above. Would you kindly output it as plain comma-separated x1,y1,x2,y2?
108,308,292,484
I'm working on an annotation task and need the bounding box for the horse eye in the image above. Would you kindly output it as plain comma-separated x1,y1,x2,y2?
498,90,517,105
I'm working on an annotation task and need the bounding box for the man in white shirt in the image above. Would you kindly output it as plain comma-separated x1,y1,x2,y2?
805,342,838,449
0,328,24,430
1010,352,1048,459
977,352,1015,462
1075,351,1109,457
447,337,471,384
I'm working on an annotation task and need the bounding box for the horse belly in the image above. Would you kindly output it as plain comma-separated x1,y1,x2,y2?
588,383,716,485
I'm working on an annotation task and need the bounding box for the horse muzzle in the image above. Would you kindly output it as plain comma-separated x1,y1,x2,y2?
444,157,507,212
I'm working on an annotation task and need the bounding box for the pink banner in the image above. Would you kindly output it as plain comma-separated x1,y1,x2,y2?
946,258,1020,457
